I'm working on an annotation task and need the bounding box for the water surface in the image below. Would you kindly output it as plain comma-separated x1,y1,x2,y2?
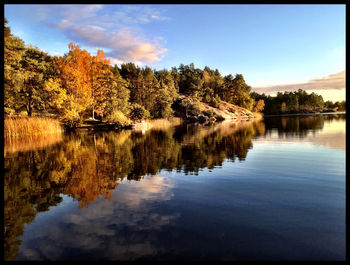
4,114,345,260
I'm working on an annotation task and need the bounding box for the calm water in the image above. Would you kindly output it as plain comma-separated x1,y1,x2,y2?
4,114,346,261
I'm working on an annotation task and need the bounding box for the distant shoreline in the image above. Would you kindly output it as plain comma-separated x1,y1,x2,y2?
263,111,346,117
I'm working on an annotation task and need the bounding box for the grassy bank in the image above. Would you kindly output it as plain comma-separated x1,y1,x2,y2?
4,117,63,138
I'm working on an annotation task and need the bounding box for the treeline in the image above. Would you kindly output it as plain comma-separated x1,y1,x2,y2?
251,90,346,115
5,18,344,122
5,18,261,126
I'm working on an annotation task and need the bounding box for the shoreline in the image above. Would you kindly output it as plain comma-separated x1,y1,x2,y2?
5,110,342,138
72,114,262,133
263,111,345,117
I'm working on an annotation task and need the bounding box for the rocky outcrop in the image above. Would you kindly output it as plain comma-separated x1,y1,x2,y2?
173,95,257,124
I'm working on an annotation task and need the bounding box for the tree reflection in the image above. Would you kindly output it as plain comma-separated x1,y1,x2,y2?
262,114,345,138
4,114,344,260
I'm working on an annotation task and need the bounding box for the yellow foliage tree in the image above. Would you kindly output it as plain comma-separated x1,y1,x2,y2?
57,42,93,123
43,77,67,111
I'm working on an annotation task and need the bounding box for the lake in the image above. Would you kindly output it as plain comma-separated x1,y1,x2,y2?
4,114,346,261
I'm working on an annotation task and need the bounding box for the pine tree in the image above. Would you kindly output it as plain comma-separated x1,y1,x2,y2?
19,47,53,116
4,18,26,115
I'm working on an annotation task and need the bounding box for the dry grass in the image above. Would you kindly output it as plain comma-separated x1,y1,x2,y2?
252,112,264,121
147,117,182,130
4,117,63,138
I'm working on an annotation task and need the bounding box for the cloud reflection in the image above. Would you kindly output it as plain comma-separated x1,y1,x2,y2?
18,175,179,260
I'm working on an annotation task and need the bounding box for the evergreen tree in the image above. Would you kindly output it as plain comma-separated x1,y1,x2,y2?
90,49,112,119
19,46,53,116
170,67,180,92
152,69,178,118
4,18,26,115
142,66,160,114
178,63,204,98
104,67,130,121
120,63,145,106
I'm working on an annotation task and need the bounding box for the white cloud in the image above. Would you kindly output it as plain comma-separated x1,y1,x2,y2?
252,71,346,95
32,5,169,64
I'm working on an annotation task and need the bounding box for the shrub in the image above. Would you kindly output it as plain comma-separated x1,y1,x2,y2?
178,97,201,115
209,95,221,108
205,110,216,118
129,104,151,120
4,107,15,116
104,110,131,126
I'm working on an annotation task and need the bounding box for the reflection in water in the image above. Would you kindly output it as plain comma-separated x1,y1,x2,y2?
19,176,178,260
4,114,345,260
264,115,326,137
259,114,346,150
4,133,63,154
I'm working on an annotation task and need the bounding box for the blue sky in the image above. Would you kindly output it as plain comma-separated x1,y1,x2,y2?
4,4,346,101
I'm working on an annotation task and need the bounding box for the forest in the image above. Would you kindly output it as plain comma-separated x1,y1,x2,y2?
251,90,346,115
5,18,345,128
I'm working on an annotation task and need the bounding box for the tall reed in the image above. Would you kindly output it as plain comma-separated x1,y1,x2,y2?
147,117,182,130
252,112,264,121
4,117,63,138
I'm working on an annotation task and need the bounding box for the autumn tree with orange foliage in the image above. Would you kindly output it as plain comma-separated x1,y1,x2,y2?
56,42,93,124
